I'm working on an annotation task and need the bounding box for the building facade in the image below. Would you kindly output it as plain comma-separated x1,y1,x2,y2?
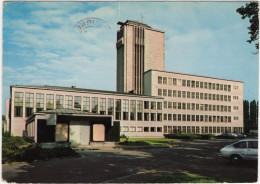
5,20,244,143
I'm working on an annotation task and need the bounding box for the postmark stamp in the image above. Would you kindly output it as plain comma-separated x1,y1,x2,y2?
74,17,111,33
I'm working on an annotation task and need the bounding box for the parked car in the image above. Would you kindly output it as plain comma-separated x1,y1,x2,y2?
217,133,238,139
220,139,258,164
234,133,247,138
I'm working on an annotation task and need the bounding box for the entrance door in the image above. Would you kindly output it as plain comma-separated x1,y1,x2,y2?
69,121,90,146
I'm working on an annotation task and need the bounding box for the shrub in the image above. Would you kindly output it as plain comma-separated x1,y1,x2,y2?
120,134,127,138
164,134,214,140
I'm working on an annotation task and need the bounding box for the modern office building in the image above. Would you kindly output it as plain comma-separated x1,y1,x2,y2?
5,20,244,145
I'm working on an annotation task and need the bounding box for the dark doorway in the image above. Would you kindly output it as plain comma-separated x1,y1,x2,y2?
37,120,55,143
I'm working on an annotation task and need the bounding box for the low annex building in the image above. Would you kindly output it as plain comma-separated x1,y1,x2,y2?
5,20,244,146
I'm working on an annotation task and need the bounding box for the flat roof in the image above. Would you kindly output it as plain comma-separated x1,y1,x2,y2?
118,20,164,33
11,85,163,99
145,69,243,83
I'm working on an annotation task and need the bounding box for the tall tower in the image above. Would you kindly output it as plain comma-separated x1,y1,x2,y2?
116,20,165,95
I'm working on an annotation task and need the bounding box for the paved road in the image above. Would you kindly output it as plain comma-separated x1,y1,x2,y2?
2,139,257,183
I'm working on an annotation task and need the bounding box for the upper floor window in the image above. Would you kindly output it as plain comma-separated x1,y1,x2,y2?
123,99,129,120
151,101,156,110
36,93,44,112
137,101,143,121
46,94,54,110
100,98,106,115
74,96,81,110
158,76,162,84
108,99,114,115
25,93,34,117
182,80,186,86
56,95,64,109
144,101,149,109
173,78,177,85
83,97,90,112
92,97,98,113
163,77,167,85
130,100,136,120
14,92,23,117
65,96,73,109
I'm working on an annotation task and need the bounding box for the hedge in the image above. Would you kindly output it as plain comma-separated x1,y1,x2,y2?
164,134,214,140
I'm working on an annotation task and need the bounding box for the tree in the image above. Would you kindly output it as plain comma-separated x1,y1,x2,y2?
236,2,259,51
249,100,257,130
243,100,250,133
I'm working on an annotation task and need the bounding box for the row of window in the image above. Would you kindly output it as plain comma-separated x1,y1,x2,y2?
158,89,238,102
121,125,243,134
163,101,234,112
162,114,239,122
158,76,235,92
13,92,162,119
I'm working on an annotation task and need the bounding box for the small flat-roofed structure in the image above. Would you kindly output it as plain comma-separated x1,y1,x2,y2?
25,109,119,147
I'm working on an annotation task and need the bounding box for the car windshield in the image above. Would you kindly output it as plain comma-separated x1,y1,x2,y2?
233,141,247,149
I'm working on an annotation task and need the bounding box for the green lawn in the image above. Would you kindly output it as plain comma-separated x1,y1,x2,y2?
120,138,181,146
152,172,230,183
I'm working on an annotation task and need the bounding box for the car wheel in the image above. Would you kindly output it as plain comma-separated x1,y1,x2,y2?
230,155,242,165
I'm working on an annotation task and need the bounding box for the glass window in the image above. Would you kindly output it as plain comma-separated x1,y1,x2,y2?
151,113,156,121
92,97,98,113
191,81,195,88
130,100,136,120
144,127,149,132
100,98,106,115
173,90,177,97
157,102,162,110
74,96,81,110
233,141,247,149
108,99,114,115
65,96,73,109
116,99,121,120
178,91,181,98
144,113,149,121
187,80,190,87
157,127,162,132
158,89,162,96
130,127,136,132
137,101,143,120
200,82,203,88
158,76,162,84
168,78,172,85
163,89,167,96
196,81,199,88
173,78,177,85
137,127,143,132
163,77,167,84
36,93,44,112
182,80,186,86
83,97,90,112
168,90,172,97
144,101,149,109
157,113,162,121
187,92,190,98
123,99,129,120
151,101,156,110
25,93,33,117
46,94,54,110
56,95,64,109
182,91,186,98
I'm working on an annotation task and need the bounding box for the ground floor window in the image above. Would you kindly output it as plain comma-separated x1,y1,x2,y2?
122,126,129,132
150,127,156,132
137,127,143,132
157,127,162,132
144,127,149,132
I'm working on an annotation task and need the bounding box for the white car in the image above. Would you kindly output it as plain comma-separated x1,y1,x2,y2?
220,139,258,164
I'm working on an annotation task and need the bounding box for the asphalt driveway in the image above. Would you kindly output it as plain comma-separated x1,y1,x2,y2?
2,139,258,183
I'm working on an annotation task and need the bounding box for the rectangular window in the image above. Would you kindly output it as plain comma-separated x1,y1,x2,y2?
163,89,167,96
209,83,212,90
46,94,54,110
173,90,177,97
196,92,199,99
157,102,162,110
108,99,114,115
173,78,177,85
213,83,216,90
182,103,186,109
191,92,195,99
220,84,223,90
123,99,129,120
178,102,181,109
228,85,231,92
168,114,172,121
56,95,64,109
144,113,149,121
182,91,186,98
173,114,177,121
157,127,162,132
224,85,227,91
130,100,136,120
164,101,167,109
173,102,177,109
187,80,190,87
196,81,199,88
164,114,167,120
200,81,203,88
122,126,129,132
178,114,181,121
158,89,162,96
178,91,181,98
137,101,143,120
144,127,149,132
163,77,167,84
157,113,162,121
65,96,73,109
204,82,208,89
150,127,156,132
130,127,136,132
91,97,98,113
168,90,172,97
83,97,90,112
151,113,156,121
74,96,81,110
158,76,162,84
137,127,143,132
168,78,172,85
168,101,172,109
182,80,186,86
187,115,191,121
200,93,203,99
208,94,212,100
187,103,190,110
36,93,44,112
144,101,149,109
187,92,191,98
191,81,195,88
151,101,156,110
182,114,186,121
25,93,33,117
116,99,121,120
100,98,106,114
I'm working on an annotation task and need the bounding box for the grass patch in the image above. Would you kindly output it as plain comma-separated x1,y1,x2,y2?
152,172,227,183
120,138,180,146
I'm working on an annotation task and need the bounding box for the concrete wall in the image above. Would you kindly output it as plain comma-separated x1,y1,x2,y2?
144,29,165,72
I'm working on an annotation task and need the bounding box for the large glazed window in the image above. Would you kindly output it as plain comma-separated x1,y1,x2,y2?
137,101,143,121
46,94,54,110
14,92,23,117
56,95,64,109
83,97,90,112
116,99,121,120
108,99,114,115
92,97,98,113
130,100,136,120
25,93,34,117
100,98,106,115
74,96,81,110
123,99,129,120
65,96,73,109
36,93,44,112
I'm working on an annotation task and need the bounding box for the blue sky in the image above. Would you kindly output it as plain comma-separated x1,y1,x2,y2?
3,1,259,115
